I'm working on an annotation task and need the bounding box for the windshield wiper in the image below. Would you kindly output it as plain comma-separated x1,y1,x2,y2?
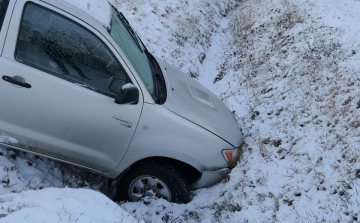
146,52,167,104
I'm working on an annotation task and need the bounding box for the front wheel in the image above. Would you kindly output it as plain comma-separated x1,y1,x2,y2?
117,162,190,204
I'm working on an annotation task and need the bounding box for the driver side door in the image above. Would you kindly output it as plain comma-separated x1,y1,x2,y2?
0,1,143,173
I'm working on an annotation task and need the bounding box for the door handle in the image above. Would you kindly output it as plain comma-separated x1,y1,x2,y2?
2,75,31,88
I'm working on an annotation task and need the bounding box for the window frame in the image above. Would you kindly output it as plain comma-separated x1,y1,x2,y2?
0,0,10,32
14,2,131,99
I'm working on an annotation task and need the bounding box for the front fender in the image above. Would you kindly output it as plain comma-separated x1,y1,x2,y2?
106,103,232,179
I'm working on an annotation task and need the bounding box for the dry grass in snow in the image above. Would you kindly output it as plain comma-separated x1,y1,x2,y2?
213,0,360,222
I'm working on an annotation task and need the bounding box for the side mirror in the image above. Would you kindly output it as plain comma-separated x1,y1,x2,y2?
115,83,139,104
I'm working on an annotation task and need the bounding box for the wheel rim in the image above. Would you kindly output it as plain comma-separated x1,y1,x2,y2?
128,175,172,202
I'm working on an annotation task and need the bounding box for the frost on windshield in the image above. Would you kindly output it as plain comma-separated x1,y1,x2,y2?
59,0,112,28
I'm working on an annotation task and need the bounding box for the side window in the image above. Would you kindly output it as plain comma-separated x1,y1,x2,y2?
16,3,130,97
0,0,9,32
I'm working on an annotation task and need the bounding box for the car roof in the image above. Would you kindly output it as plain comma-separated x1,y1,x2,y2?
38,0,111,29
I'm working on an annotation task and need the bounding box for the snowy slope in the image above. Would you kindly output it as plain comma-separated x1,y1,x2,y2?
210,0,360,222
1,0,359,222
118,0,360,222
112,0,238,78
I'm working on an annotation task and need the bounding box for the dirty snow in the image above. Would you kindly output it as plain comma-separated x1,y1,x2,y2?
0,0,360,222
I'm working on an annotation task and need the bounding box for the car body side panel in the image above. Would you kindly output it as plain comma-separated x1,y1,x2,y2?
0,58,143,173
106,103,232,178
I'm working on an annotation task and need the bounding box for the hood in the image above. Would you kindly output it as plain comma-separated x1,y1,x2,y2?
157,59,243,147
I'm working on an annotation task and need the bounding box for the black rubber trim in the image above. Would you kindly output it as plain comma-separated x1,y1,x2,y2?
2,75,31,88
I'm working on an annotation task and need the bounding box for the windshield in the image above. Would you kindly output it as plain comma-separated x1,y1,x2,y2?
109,7,154,95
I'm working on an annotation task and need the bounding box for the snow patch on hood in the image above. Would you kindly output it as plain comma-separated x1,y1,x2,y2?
0,134,18,144
59,0,112,28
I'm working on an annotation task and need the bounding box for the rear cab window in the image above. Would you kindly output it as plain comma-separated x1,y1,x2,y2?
0,0,9,32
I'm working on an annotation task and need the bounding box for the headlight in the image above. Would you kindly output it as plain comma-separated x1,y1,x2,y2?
221,148,239,166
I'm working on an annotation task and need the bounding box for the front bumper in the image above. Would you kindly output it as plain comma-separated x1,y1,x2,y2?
190,168,230,189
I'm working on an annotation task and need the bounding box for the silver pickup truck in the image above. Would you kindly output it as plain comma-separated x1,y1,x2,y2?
0,0,242,203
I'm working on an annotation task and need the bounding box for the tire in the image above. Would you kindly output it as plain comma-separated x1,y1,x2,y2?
117,162,190,204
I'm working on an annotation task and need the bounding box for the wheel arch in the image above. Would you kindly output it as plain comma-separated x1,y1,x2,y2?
132,156,202,184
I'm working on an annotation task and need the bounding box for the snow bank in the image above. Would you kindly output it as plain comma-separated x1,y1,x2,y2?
59,0,112,27
0,188,142,223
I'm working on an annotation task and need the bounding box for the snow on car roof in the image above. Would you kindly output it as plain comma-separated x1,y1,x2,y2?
59,0,112,28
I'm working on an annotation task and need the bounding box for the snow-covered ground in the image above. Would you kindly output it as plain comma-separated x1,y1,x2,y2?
0,136,140,222
0,188,140,223
115,0,360,222
1,0,360,222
